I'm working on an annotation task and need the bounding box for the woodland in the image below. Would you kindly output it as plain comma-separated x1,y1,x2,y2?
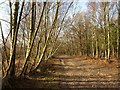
0,0,120,89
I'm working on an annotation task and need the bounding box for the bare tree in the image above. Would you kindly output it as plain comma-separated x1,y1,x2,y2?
3,0,25,80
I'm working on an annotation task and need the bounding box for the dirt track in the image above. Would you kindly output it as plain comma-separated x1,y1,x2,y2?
16,56,119,89
58,56,119,89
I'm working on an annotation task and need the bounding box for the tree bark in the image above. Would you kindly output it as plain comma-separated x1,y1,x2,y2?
0,22,9,64
4,0,24,80
6,1,19,79
20,2,46,77
118,1,120,59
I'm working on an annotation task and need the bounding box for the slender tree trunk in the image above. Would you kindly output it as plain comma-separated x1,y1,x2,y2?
118,1,120,59
95,26,98,59
107,6,110,62
95,38,98,59
104,7,107,60
4,0,24,80
117,23,119,58
78,29,82,56
91,30,94,58
21,1,36,76
20,2,46,77
6,1,19,79
31,2,60,71
107,23,110,61
112,44,115,57
0,22,9,64
118,1,120,88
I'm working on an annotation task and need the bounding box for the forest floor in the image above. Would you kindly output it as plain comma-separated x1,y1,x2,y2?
6,56,120,89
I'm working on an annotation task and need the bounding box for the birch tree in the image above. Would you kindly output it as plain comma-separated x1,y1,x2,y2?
20,2,46,77
2,1,25,87
118,1,120,59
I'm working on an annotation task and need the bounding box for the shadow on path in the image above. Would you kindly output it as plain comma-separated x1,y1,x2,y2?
8,56,119,89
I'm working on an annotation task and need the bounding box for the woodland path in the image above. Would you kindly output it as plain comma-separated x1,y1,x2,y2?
17,56,119,89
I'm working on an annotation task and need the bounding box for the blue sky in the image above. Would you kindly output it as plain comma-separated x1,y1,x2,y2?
0,0,10,44
74,1,87,12
0,0,88,43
